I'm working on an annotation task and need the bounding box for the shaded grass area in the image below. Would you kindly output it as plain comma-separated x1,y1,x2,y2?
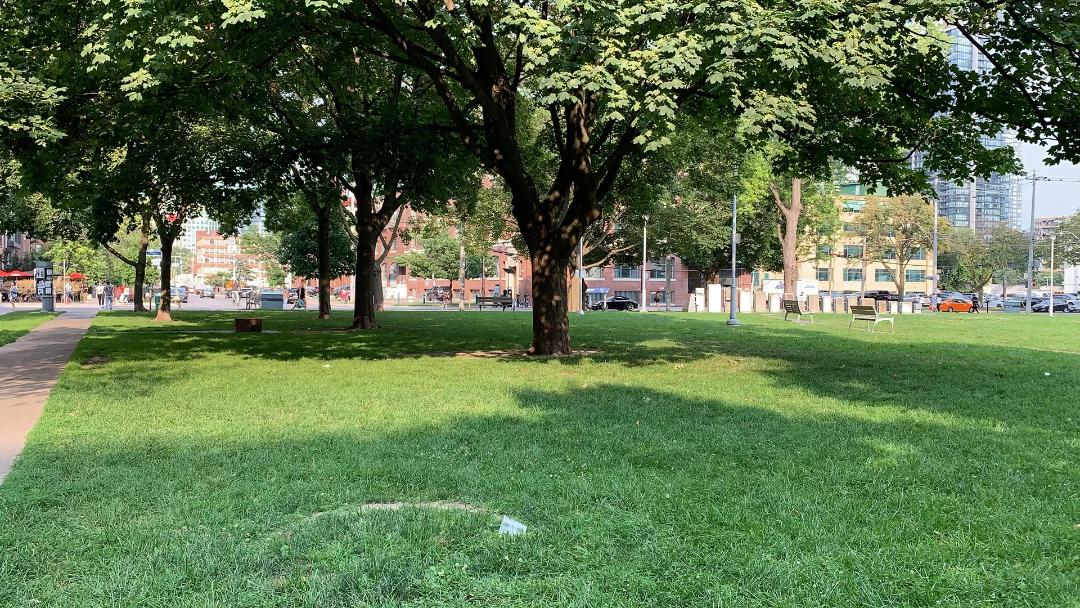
0,311,58,347
1,310,1078,607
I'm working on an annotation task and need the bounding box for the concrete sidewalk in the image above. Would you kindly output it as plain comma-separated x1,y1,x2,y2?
0,308,97,482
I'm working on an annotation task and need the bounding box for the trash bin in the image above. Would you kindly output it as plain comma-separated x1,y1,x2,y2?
261,291,285,311
152,293,161,311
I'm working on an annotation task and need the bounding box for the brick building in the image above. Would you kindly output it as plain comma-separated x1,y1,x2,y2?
191,230,271,287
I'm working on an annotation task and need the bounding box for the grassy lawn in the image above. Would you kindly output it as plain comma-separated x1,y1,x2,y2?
0,311,58,347
1,310,1078,606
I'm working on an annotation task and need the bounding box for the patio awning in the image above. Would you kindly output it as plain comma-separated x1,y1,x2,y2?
5,271,32,278
68,272,86,280
585,287,610,294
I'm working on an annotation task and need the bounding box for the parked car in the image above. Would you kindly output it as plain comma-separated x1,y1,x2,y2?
905,292,928,307
937,293,973,312
1031,295,1078,313
199,287,215,298
863,290,898,301
590,296,639,311
169,286,188,303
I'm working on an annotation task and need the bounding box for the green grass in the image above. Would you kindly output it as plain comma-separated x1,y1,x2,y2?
1,310,1078,607
0,311,58,347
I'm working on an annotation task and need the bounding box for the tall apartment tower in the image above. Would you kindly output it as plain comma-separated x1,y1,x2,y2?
914,28,1023,232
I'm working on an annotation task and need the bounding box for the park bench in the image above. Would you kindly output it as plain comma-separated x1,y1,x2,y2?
782,299,813,324
476,295,513,310
849,304,895,333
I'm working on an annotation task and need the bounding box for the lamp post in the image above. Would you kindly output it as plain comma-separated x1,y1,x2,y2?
578,236,585,316
727,176,740,326
640,215,648,313
931,198,939,312
1049,233,1056,317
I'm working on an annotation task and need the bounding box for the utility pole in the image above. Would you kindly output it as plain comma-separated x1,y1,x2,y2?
727,176,740,326
640,215,648,312
1026,173,1037,312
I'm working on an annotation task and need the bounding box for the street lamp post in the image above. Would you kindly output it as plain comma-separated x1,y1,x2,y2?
578,237,585,316
1049,233,1056,317
727,178,740,326
931,198,939,312
1026,173,1040,313
640,215,648,313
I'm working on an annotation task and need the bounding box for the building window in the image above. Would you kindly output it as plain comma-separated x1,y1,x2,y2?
911,248,926,260
614,265,640,279
584,267,604,279
875,269,893,282
843,245,864,259
906,269,926,282
650,290,671,303
614,290,638,301
843,268,863,281
843,222,862,234
818,245,832,256
816,268,830,281
649,260,671,279
883,249,896,260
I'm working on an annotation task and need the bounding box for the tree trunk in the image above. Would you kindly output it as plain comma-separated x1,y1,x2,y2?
316,206,333,320
133,214,150,312
782,180,803,299
373,263,385,311
529,249,571,355
351,227,378,330
771,179,803,301
155,231,174,322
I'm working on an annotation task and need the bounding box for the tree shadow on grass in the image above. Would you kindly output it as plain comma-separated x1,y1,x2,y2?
71,311,1080,433
0,383,1075,607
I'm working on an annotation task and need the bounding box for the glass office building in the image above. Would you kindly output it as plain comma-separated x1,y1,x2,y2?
914,28,1023,232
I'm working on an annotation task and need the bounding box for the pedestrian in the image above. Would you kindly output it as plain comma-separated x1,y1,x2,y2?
104,281,114,311
7,282,16,310
95,281,105,308
64,282,73,304
297,284,307,310
971,295,981,314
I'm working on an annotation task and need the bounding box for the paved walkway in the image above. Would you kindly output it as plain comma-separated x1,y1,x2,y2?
0,308,97,482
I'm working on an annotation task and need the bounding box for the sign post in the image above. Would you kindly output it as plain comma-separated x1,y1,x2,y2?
35,261,55,312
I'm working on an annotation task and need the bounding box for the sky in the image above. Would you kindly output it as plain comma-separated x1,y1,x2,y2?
1019,143,1080,226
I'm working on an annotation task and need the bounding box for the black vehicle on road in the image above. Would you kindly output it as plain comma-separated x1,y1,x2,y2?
590,296,639,311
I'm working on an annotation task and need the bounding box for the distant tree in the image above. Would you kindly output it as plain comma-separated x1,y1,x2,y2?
277,208,355,292
1053,213,1080,267
942,226,1029,297
857,196,945,302
396,225,461,288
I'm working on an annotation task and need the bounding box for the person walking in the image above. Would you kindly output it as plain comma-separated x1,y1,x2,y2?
971,295,981,314
7,282,16,310
104,281,114,311
94,282,105,308
63,282,73,304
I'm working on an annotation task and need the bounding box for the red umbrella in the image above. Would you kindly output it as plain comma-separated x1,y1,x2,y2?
6,271,32,278
68,272,86,280
0,270,9,278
